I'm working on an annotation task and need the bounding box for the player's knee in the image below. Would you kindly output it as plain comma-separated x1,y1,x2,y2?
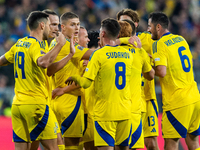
145,138,158,150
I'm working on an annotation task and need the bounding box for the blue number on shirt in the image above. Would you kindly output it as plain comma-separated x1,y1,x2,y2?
178,46,191,72
115,62,126,90
15,52,26,79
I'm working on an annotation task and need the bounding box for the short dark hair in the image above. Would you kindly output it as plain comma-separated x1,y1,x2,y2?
116,8,139,23
88,30,99,48
60,12,79,23
26,11,49,30
122,19,136,36
101,18,121,39
149,12,169,29
42,9,58,16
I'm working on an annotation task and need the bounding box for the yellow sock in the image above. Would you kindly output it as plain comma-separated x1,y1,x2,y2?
58,144,65,150
77,143,83,150
65,146,78,150
195,148,200,150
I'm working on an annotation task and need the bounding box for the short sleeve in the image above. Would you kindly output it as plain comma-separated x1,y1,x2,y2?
83,50,100,81
4,44,16,63
30,43,45,65
152,41,167,67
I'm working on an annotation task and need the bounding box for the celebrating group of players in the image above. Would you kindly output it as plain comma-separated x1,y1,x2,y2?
0,7,200,150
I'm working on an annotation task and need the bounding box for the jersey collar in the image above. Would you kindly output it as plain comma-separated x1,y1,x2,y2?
161,32,171,37
105,44,118,47
28,36,38,42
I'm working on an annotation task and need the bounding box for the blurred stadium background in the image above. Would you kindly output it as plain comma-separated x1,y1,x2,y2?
0,0,200,149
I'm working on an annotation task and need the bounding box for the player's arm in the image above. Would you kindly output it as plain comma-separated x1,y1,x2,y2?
47,34,75,76
81,49,94,60
37,32,66,68
143,68,155,80
65,75,93,89
52,83,80,99
116,36,141,48
152,65,166,78
0,55,11,66
152,42,167,78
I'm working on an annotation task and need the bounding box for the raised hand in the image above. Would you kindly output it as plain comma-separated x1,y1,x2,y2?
56,31,66,46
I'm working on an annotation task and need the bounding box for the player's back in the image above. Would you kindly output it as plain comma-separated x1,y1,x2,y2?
84,45,133,121
153,32,200,110
5,36,49,104
123,45,152,113
50,38,88,89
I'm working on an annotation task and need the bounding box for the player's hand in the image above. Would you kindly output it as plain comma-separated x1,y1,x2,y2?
65,77,75,85
56,31,66,47
70,34,75,56
129,36,142,48
52,87,65,99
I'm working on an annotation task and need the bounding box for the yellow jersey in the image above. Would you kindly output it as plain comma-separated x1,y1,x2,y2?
5,36,50,104
49,38,88,96
124,45,152,113
153,32,200,111
83,45,133,121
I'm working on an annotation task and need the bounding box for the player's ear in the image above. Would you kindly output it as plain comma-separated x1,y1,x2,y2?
61,24,65,30
40,22,45,30
102,31,106,37
156,24,161,31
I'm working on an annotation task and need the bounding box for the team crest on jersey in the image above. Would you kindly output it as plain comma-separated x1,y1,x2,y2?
40,50,46,54
77,46,84,51
154,58,160,61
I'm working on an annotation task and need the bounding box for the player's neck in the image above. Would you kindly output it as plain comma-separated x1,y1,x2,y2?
103,38,117,46
159,29,169,39
29,30,43,42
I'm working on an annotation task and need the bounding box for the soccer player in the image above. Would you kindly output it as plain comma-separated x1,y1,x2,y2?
149,12,200,150
78,26,90,48
51,29,100,150
49,12,93,150
118,20,155,150
66,18,134,150
49,11,139,150
29,9,65,150
0,11,68,150
117,9,159,150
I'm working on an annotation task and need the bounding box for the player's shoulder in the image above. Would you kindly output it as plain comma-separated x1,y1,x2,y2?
136,31,151,37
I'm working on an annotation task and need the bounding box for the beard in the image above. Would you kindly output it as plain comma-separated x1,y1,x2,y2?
151,30,158,40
